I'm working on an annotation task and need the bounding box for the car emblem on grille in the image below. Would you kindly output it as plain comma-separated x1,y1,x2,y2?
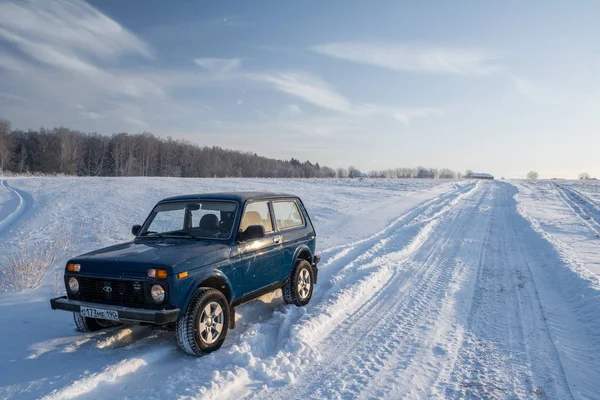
103,286,113,293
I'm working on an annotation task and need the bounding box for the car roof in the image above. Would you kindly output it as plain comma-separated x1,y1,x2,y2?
158,191,299,203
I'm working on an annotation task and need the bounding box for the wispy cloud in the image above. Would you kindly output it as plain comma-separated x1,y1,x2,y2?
251,72,352,112
311,42,501,75
81,111,103,120
251,71,441,125
122,116,149,128
194,57,241,74
0,0,159,97
0,0,150,59
281,104,303,118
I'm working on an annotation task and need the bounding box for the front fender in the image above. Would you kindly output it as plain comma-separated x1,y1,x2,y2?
174,268,236,312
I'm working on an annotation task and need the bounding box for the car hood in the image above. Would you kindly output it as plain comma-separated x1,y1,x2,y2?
70,239,231,278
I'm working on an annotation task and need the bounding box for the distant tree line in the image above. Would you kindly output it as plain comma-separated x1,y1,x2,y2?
0,118,460,179
366,167,460,180
0,119,337,178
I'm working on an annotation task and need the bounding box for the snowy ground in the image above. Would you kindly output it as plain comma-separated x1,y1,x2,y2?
0,177,599,399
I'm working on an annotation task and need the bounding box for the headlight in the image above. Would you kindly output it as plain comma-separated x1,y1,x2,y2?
150,284,165,303
68,277,79,293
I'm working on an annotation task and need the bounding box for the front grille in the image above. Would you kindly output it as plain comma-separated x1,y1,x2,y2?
77,277,147,307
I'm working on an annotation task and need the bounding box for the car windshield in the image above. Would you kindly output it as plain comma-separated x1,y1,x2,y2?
140,201,237,240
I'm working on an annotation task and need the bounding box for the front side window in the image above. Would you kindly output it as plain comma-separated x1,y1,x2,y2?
140,201,237,240
273,200,304,229
240,201,273,233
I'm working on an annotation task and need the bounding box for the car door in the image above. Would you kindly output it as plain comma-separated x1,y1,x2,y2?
272,199,309,280
236,200,283,297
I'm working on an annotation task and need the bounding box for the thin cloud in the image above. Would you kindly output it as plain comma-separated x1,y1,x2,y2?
391,108,444,124
252,71,441,125
81,111,103,120
281,104,303,118
251,72,352,112
311,42,501,75
194,57,241,73
0,0,151,59
121,116,149,128
0,0,158,97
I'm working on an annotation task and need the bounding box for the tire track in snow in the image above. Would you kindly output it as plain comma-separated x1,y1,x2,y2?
553,183,600,236
371,182,494,400
444,182,578,399
43,347,171,400
318,182,476,257
244,182,485,400
0,179,29,236
514,184,600,399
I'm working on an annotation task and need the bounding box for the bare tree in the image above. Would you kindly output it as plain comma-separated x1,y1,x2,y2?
527,171,539,180
438,168,456,179
464,169,473,179
336,167,348,178
348,165,362,178
579,172,590,180
0,119,12,173
55,127,82,175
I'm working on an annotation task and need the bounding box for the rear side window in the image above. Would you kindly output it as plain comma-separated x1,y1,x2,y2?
240,201,274,233
273,201,304,229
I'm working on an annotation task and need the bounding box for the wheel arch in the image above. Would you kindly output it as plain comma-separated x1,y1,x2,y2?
293,245,313,264
198,275,232,303
182,270,233,311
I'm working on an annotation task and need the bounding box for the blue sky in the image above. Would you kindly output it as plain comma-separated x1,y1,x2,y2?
0,0,599,178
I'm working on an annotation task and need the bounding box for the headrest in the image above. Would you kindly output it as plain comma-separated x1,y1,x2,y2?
241,211,263,231
199,214,219,230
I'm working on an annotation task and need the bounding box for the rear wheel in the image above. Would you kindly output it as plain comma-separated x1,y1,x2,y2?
176,288,230,356
283,259,314,306
73,312,117,332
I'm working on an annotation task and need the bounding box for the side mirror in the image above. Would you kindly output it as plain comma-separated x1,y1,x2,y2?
240,225,265,241
131,224,142,236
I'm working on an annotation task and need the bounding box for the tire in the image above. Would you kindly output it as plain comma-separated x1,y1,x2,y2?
176,288,230,356
73,312,117,332
283,259,314,307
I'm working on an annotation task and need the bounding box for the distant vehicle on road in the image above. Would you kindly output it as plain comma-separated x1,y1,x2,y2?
51,192,320,356
472,173,494,180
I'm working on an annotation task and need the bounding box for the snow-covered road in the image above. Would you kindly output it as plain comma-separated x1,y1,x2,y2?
0,178,599,399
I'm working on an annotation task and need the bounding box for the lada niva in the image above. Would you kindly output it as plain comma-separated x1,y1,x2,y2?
50,192,319,356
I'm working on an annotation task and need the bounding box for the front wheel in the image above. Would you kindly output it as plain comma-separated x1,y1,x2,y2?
283,259,314,307
176,288,230,356
73,312,117,332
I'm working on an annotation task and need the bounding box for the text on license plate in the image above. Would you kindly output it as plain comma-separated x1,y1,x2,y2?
80,307,119,321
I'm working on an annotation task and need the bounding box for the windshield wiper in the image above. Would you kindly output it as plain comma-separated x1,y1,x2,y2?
140,231,165,238
165,231,200,239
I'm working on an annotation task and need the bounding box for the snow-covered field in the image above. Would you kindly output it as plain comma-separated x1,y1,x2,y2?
0,177,599,399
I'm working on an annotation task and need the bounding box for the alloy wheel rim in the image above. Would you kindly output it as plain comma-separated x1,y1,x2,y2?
297,269,311,299
199,301,224,345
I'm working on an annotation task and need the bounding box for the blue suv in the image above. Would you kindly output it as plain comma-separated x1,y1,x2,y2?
50,192,320,356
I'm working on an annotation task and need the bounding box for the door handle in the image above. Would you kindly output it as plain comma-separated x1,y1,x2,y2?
273,235,282,244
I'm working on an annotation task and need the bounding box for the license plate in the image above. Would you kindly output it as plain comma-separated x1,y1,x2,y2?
80,307,119,321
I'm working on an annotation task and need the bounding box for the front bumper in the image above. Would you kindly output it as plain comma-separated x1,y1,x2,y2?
50,296,180,325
